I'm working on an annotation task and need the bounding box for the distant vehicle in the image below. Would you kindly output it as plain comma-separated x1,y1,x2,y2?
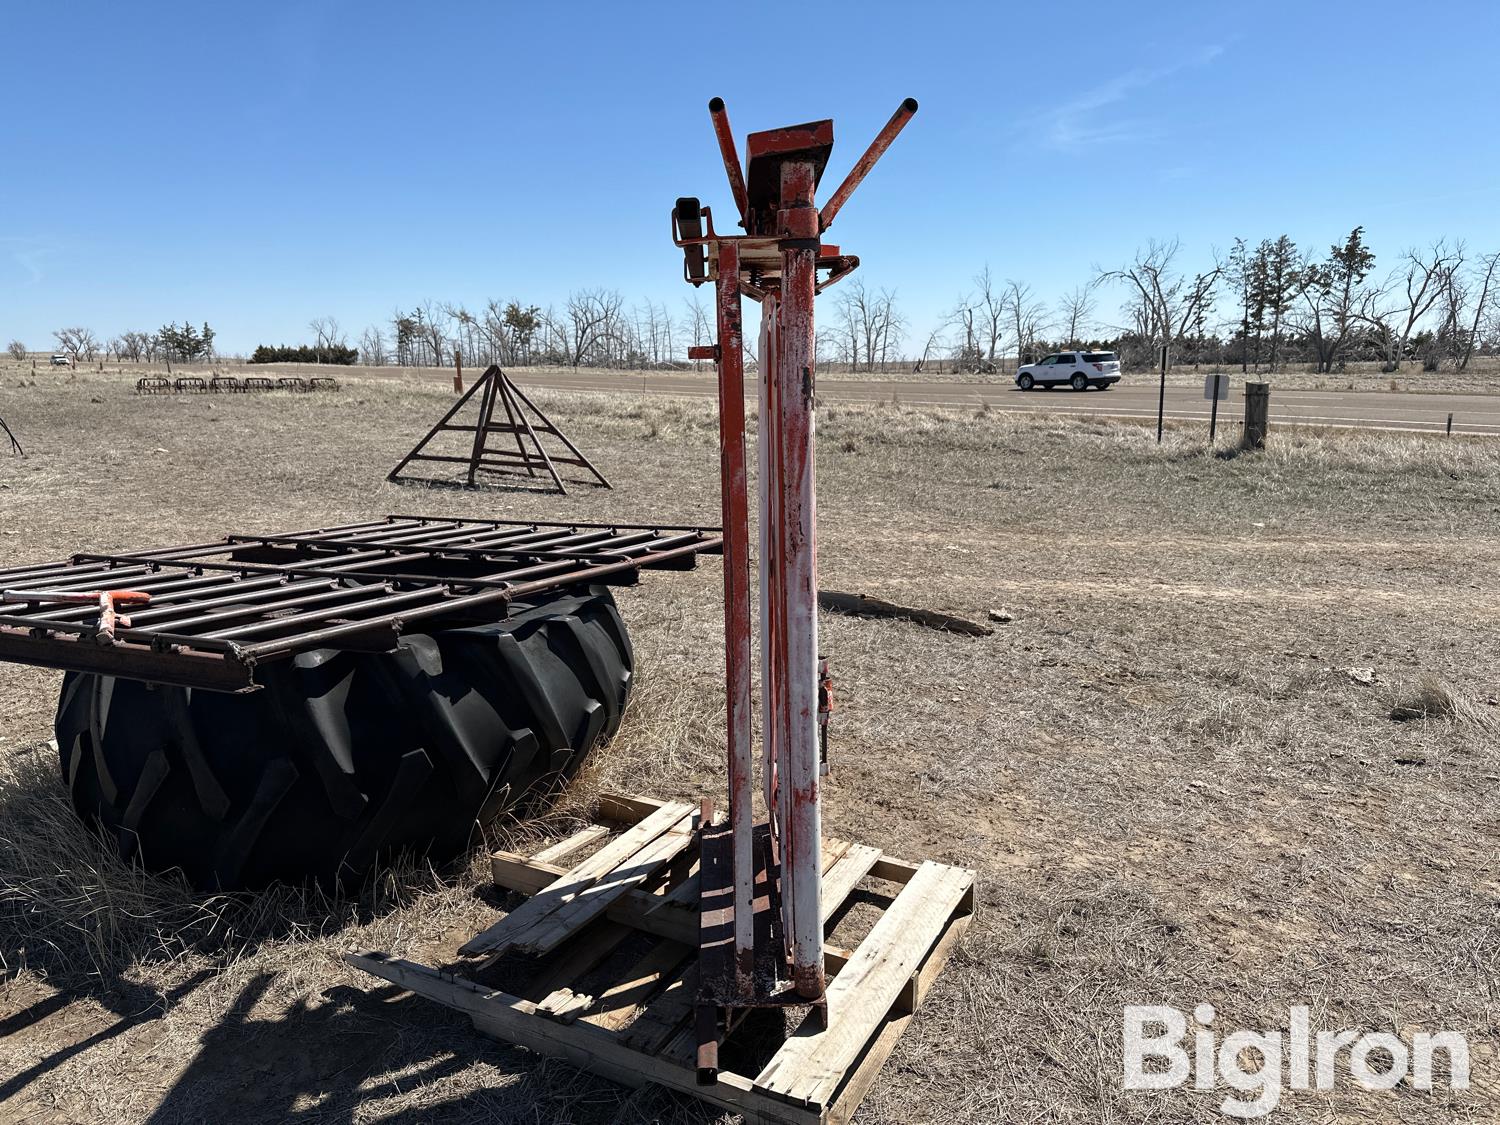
49,354,72,367
1015,350,1121,391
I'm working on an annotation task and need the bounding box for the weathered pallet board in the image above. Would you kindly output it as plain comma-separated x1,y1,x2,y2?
348,791,975,1125
461,800,697,956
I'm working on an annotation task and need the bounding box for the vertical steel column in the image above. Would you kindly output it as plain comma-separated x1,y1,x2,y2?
714,241,755,987
776,159,825,1000
758,294,780,833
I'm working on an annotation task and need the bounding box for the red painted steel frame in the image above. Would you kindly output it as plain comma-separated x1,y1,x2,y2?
676,96,916,1014
773,156,825,999
714,240,756,988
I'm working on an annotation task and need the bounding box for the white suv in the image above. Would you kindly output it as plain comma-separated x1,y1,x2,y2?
1015,350,1121,391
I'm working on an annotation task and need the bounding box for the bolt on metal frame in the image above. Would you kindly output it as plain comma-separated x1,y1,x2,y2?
673,97,917,1045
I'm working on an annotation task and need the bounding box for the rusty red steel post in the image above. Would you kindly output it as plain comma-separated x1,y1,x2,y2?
708,97,750,228
818,98,918,233
674,95,916,1014
775,158,825,999
712,240,756,986
758,293,780,833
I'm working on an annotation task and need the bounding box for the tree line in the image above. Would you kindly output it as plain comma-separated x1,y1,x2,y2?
20,227,1498,375
344,229,1497,375
10,322,218,365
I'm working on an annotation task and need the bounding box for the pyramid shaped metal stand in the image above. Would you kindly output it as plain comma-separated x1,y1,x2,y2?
387,365,610,495
1,415,21,456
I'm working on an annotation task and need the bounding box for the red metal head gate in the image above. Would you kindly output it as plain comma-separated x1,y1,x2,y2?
673,96,917,1074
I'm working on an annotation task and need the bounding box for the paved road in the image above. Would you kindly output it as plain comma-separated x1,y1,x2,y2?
392,368,1500,436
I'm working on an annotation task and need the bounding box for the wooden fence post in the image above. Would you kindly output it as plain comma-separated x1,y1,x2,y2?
1243,382,1270,449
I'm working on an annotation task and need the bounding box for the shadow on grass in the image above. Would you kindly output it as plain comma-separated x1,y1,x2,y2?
387,471,610,496
131,973,722,1124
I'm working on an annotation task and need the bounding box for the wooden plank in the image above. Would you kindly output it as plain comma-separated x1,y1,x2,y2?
607,887,696,943
657,836,846,916
346,954,819,1125
521,920,634,1004
597,791,668,824
819,844,882,924
583,938,693,1031
538,986,592,1023
655,869,701,911
533,824,609,865
906,908,973,1014
828,907,974,1121
491,851,565,895
516,808,698,956
821,837,853,871
827,1011,914,1125
620,963,698,1054
755,862,975,1107
493,836,856,929
461,801,694,955
868,856,919,884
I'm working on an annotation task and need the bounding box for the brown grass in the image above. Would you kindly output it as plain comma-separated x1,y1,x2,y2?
14,352,1500,393
2,368,1498,1122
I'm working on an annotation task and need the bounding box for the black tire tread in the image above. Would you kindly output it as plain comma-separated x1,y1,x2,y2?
54,586,633,891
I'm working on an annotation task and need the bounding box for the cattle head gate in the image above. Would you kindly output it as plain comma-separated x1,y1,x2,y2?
672,95,920,1070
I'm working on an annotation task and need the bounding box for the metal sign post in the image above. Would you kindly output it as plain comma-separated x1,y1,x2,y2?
674,96,917,1071
1156,345,1168,443
1204,372,1228,443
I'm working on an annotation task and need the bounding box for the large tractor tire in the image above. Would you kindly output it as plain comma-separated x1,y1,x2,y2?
54,586,632,891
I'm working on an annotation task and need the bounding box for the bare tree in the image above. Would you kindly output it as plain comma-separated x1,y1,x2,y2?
554,289,624,368
831,281,906,372
118,330,152,362
682,294,711,369
6,340,25,361
359,325,389,366
52,327,98,363
828,283,861,368
974,266,1005,364
413,302,449,367
445,304,480,365
308,316,347,364
1458,251,1500,371
1058,285,1095,347
1002,279,1048,366
1359,241,1462,371
1101,240,1221,368
945,292,984,372
913,325,945,374
873,288,906,369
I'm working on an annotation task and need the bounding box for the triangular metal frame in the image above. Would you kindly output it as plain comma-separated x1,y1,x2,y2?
0,414,21,457
387,365,610,495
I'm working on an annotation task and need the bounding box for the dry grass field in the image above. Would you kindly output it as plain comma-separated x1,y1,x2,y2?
1,366,1498,1123
26,353,1500,395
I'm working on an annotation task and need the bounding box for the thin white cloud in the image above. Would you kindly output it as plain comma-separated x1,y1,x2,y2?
0,238,57,287
1026,44,1225,152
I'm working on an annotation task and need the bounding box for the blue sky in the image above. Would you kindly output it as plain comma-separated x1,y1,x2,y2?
5,0,1498,355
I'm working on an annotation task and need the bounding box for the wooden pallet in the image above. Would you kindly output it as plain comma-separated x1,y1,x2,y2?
347,792,976,1125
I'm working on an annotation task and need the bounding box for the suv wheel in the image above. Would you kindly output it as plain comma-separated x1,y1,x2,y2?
1018,373,1034,391
1071,373,1088,391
